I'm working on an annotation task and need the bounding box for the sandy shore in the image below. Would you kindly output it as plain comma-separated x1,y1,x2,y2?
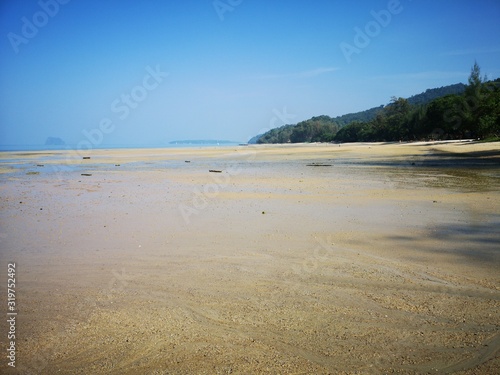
0,141,499,374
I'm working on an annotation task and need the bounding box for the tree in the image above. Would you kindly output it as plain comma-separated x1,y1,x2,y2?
333,121,365,142
476,80,500,137
422,95,466,139
464,62,488,137
467,61,482,96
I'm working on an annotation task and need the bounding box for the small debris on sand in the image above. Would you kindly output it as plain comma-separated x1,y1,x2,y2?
306,163,332,167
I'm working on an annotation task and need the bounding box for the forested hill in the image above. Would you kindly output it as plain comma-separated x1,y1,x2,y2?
326,83,467,128
333,105,384,127
333,75,498,143
252,82,470,144
406,83,466,106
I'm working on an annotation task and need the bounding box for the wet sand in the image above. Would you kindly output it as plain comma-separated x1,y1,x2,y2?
0,141,499,374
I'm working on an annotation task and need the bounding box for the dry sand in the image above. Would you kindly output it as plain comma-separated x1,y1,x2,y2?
0,141,499,374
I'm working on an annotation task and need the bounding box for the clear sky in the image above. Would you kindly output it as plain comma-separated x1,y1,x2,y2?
1,0,499,147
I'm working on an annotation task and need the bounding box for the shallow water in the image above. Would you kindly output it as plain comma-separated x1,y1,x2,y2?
381,167,500,192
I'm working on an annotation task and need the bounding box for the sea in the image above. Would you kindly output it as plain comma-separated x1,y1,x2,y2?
0,142,244,152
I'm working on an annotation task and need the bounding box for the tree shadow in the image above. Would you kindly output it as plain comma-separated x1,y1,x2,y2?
404,146,500,168
334,144,500,168
389,215,500,265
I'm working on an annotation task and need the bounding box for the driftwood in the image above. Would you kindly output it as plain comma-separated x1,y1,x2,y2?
306,164,332,167
83,157,91,160
81,173,92,176
209,170,222,173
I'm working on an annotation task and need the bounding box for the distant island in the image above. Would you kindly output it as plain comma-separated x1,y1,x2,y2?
169,140,239,145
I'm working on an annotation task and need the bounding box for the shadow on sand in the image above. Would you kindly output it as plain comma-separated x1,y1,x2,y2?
421,147,500,167
389,214,500,265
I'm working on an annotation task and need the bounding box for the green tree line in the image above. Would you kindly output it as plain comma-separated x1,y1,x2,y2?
258,116,339,144
257,63,499,144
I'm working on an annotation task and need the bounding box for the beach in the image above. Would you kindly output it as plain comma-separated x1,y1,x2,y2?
0,141,499,374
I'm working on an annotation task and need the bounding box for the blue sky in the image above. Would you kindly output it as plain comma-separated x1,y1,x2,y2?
1,0,499,147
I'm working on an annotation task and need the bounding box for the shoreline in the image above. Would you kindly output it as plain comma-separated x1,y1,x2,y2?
0,138,490,154
1,140,498,173
0,139,498,157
